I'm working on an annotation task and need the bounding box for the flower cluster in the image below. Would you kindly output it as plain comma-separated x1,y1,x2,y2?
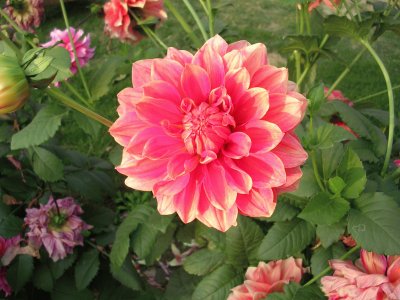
103,0,167,43
228,257,304,299
42,27,95,75
25,197,91,261
110,35,308,232
3,0,44,32
321,250,400,299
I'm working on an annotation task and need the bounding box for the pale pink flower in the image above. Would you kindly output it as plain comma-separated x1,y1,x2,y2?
309,0,341,12
110,35,308,232
25,197,91,262
228,258,304,300
3,0,44,32
42,27,95,74
321,250,400,299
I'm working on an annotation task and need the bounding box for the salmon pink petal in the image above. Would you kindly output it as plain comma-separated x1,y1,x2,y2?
330,260,366,279
360,250,387,275
225,68,250,102
151,59,183,88
193,45,225,89
181,64,211,104
153,175,190,197
143,136,186,159
251,66,288,94
126,127,165,157
233,88,269,125
244,120,284,153
132,59,153,88
221,158,253,194
356,274,389,288
167,153,199,179
272,133,308,168
143,80,181,103
227,40,251,52
243,280,270,295
236,188,277,217
166,47,193,65
118,87,143,110
109,111,146,146
156,194,176,215
202,35,228,56
135,97,182,125
222,132,252,159
241,43,268,77
387,257,400,283
276,167,303,193
236,153,286,188
223,50,243,70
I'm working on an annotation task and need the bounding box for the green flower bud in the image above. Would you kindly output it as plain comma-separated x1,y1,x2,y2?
0,55,30,114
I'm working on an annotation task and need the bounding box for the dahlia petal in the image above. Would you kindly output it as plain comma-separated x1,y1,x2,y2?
132,59,153,88
224,68,250,102
156,194,176,215
135,96,182,125
227,40,251,52
143,80,181,104
153,174,190,197
243,280,270,295
221,158,253,194
236,153,286,188
241,43,268,77
223,50,243,70
387,257,400,283
143,135,185,159
276,166,303,193
152,59,184,88
236,188,277,217
244,120,284,153
360,250,388,275
202,35,228,56
166,47,193,65
272,133,308,168
181,64,211,104
234,88,269,125
355,274,389,288
109,111,146,146
194,45,225,89
251,65,288,94
330,260,366,280
222,132,252,159
167,153,199,179
127,126,165,157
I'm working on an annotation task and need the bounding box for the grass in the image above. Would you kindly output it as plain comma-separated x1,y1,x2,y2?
35,0,400,155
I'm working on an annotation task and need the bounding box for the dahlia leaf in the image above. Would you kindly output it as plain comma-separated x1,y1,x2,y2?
225,216,264,267
32,265,54,292
75,249,100,291
348,193,400,255
267,201,300,222
131,224,159,259
6,255,34,294
192,265,243,300
257,218,315,260
307,83,325,113
311,123,356,149
32,146,64,182
268,282,325,300
298,192,350,225
110,258,143,291
82,205,115,233
315,144,345,180
143,223,177,265
44,46,73,83
49,252,78,280
11,105,66,150
324,16,373,40
73,112,101,139
0,215,23,238
165,269,200,300
184,249,224,276
310,243,347,276
348,140,379,163
51,277,93,300
287,162,320,199
316,220,346,248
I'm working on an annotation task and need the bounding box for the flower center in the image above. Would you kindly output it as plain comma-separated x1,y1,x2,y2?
9,0,28,13
181,87,235,164
48,211,68,231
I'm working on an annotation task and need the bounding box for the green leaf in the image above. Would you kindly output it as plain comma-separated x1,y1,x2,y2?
33,264,53,292
299,192,350,225
192,265,243,300
268,282,326,300
75,249,100,290
348,193,400,255
73,112,101,138
310,243,346,275
316,221,346,248
267,201,300,222
32,147,64,182
131,224,159,258
307,83,325,113
328,176,346,195
225,216,264,266
11,105,66,150
83,205,115,232
288,162,319,199
110,258,142,291
312,123,356,149
165,269,200,300
49,252,77,280
195,222,226,251
316,144,345,180
144,223,176,265
44,46,73,83
0,215,23,237
184,249,224,276
348,140,378,163
51,276,93,300
110,205,154,268
281,35,320,55
324,16,372,40
24,54,54,77
6,255,34,294
257,218,315,260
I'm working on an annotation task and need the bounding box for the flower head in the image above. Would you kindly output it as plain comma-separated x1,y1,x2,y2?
309,0,341,12
394,159,400,168
3,0,44,32
42,27,95,74
25,197,91,261
228,257,304,299
321,250,400,299
110,35,308,231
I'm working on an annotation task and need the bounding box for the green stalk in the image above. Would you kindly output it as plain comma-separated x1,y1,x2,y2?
130,13,168,50
353,84,400,103
311,150,325,191
182,0,208,42
360,40,395,176
199,0,209,16
164,0,201,47
298,4,304,34
46,88,113,127
294,50,302,84
0,10,36,48
64,81,91,107
59,0,91,99
206,0,215,37
302,4,311,35
304,245,361,286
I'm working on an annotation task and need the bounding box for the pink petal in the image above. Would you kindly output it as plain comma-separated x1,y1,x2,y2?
251,65,288,94
117,87,143,111
109,111,146,146
360,250,387,275
222,132,252,159
126,126,165,157
227,40,251,52
202,35,228,56
135,96,182,125
151,58,184,88
181,64,211,104
244,120,284,153
193,44,225,89
153,174,190,197
224,68,250,103
330,260,365,280
387,257,400,283
143,135,186,159
221,157,253,194
143,80,181,104
272,133,308,168
166,47,193,65
233,87,269,125
132,59,153,89
241,43,268,77
355,274,389,288
236,188,277,218
276,166,303,193
167,153,199,179
223,50,243,70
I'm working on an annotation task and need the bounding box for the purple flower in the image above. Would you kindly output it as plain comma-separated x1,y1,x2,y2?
42,27,95,74
25,197,91,262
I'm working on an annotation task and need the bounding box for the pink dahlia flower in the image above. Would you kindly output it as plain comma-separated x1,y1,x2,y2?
25,196,91,261
110,35,308,232
3,0,44,32
394,159,400,168
321,250,400,299
325,87,354,107
228,257,304,299
309,0,341,12
42,27,95,75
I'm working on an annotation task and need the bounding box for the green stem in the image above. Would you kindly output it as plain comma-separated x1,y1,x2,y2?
302,4,311,35
294,50,302,84
0,10,36,48
354,0,362,22
130,13,168,51
59,0,91,99
325,49,366,98
360,40,395,176
0,31,22,59
298,4,304,34
353,84,400,103
46,88,113,127
199,0,209,16
182,0,208,42
164,0,201,47
311,150,325,191
63,81,91,106
206,0,215,37
389,168,400,180
304,245,361,286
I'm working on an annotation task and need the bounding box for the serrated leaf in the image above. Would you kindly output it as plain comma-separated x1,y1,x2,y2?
0,215,23,237
49,252,77,280
6,255,34,294
83,205,115,231
348,140,378,163
316,221,346,248
44,46,73,83
144,223,176,265
183,249,224,276
310,243,346,276
348,193,400,255
31,146,64,182
267,201,300,222
288,162,319,199
225,216,264,266
312,123,356,149
73,112,101,138
268,282,325,300
307,83,325,113
24,55,54,77
75,249,100,290
110,205,154,268
165,269,200,300
299,192,350,225
324,15,372,40
32,264,54,292
51,276,93,300
131,224,159,258
257,218,315,260
192,265,243,300
110,258,142,291
11,105,65,150
328,176,346,195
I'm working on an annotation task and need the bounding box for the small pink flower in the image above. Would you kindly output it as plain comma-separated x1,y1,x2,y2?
0,236,24,297
25,196,91,262
110,35,308,232
341,235,357,248
42,27,95,74
3,0,44,32
321,250,400,299
394,159,400,168
309,0,341,12
0,268,11,297
325,87,354,107
228,257,304,299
